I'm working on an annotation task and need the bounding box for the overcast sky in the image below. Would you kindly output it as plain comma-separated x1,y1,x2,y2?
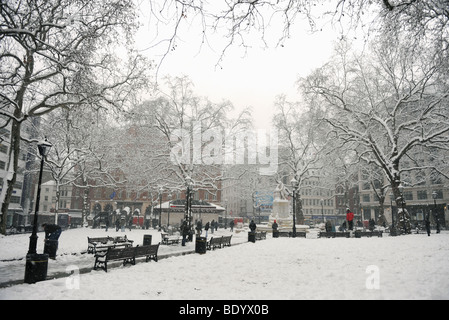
134,3,347,129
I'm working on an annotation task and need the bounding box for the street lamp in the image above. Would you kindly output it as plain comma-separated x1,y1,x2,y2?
291,178,299,238
320,199,324,224
25,138,52,284
158,187,163,231
185,176,194,232
432,191,441,233
167,194,172,228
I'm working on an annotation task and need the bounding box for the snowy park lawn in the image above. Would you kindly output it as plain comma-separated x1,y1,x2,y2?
0,228,448,300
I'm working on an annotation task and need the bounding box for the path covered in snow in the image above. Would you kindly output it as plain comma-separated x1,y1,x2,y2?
0,228,448,300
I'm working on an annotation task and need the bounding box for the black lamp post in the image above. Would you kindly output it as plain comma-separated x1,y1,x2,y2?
432,191,441,233
185,176,193,232
291,178,299,238
158,187,163,231
24,138,52,284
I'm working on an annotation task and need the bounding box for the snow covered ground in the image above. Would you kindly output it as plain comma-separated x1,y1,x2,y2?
0,227,448,300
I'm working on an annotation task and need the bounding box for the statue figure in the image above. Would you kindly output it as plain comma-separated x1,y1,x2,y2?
274,182,289,201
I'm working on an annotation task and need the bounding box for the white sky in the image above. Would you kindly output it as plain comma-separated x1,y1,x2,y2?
134,3,346,130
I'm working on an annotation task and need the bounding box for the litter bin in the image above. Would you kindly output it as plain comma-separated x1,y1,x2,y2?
143,234,152,246
44,239,59,259
24,253,49,284
195,237,207,254
248,232,256,243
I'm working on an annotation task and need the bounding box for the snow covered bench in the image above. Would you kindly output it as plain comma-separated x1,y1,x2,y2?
94,246,136,272
207,236,223,250
255,231,267,240
135,243,160,262
319,231,350,238
161,233,181,245
93,244,159,272
222,235,232,247
355,230,383,238
87,236,134,254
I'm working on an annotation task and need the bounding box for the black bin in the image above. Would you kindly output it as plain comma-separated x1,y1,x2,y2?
44,239,59,259
195,237,207,254
143,234,152,246
24,253,49,284
248,232,256,243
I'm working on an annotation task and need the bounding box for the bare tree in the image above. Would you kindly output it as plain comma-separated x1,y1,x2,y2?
301,39,449,233
0,0,150,234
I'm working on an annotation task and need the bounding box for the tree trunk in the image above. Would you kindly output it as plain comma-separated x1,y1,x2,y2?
0,119,21,235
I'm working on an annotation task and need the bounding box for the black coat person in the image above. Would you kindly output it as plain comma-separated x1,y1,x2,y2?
42,224,62,240
196,220,203,236
425,215,431,236
249,220,257,233
181,221,189,246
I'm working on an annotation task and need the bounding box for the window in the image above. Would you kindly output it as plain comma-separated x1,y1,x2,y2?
417,190,428,200
404,192,413,201
362,194,370,203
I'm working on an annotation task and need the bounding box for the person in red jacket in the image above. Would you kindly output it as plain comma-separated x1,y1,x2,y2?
346,209,354,231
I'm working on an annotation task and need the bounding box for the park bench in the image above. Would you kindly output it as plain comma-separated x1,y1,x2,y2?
93,246,137,272
222,235,232,247
87,236,134,254
319,231,350,238
135,243,160,262
255,231,267,240
289,231,307,238
161,233,181,245
207,236,223,250
355,230,383,238
94,244,160,272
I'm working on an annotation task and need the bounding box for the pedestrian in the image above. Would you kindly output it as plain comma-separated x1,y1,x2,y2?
249,220,256,233
425,214,431,236
229,220,234,232
115,219,120,232
369,218,375,232
325,220,332,232
181,220,189,246
128,217,133,231
42,223,62,241
215,220,218,232
205,221,210,238
272,220,279,238
196,220,202,237
210,220,215,234
346,209,354,231
105,216,109,232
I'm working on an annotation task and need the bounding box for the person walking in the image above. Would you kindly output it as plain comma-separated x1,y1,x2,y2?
346,209,354,231
205,221,210,238
210,220,215,234
196,220,202,237
181,220,189,246
272,220,279,238
42,224,62,241
115,218,120,232
229,220,234,232
425,214,431,236
249,220,257,233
